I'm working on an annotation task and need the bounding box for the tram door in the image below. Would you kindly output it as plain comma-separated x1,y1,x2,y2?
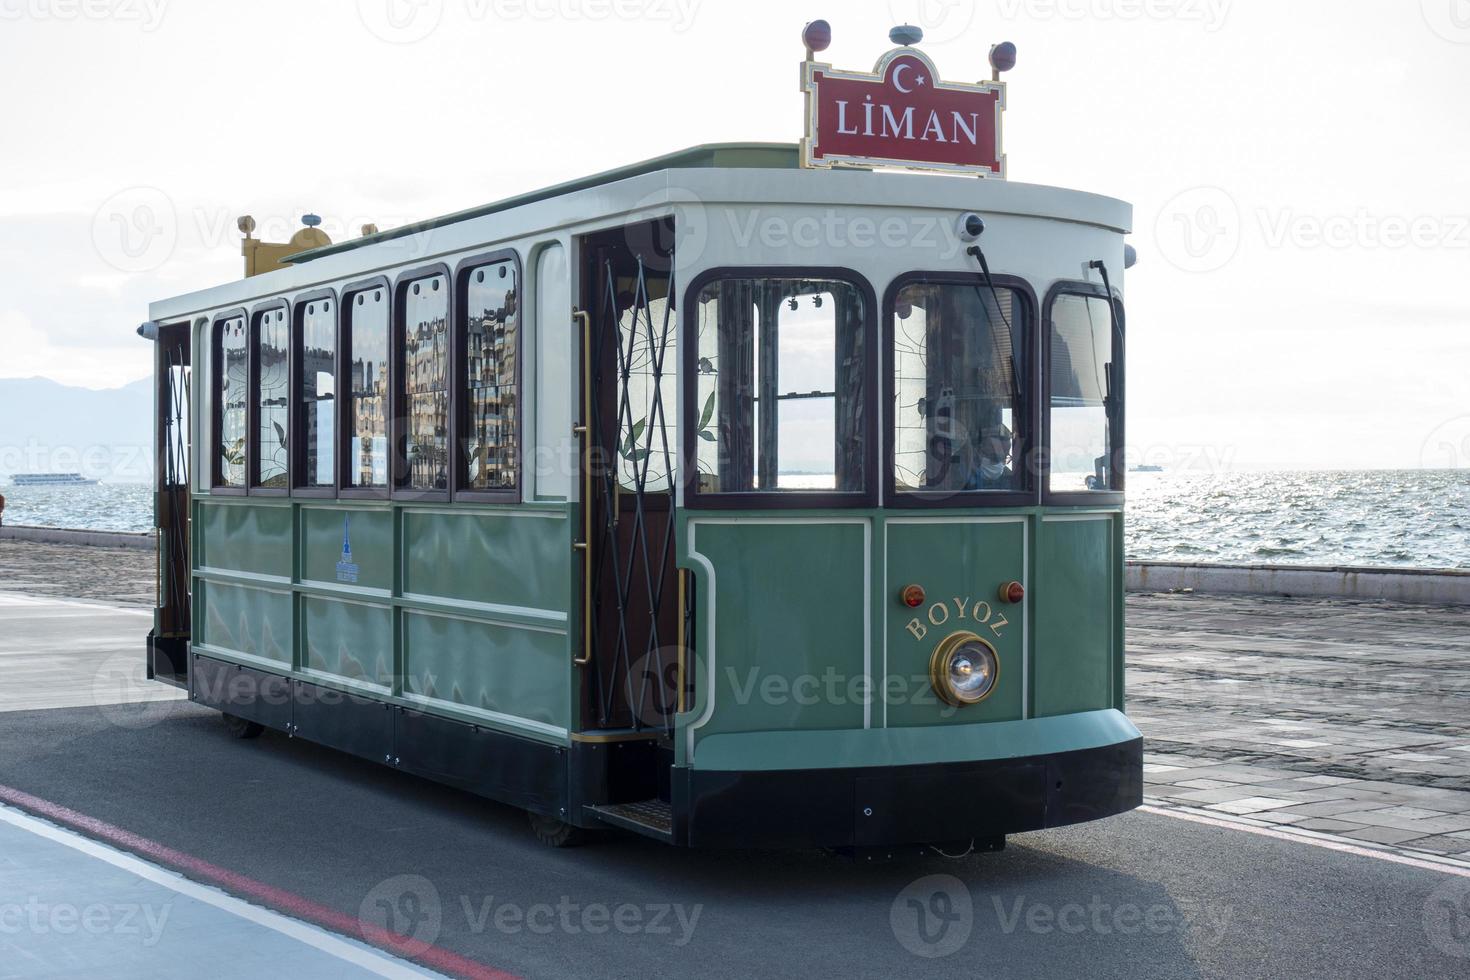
578,221,687,738
147,322,191,688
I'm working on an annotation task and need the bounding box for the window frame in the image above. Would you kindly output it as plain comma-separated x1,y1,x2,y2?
247,299,291,496
1041,280,1126,506
391,263,454,502
290,287,339,497
452,249,523,503
681,265,880,510
338,276,393,500
209,307,249,495
882,271,1040,509
336,279,393,502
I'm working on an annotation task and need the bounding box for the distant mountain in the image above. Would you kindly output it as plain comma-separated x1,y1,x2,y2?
0,376,153,483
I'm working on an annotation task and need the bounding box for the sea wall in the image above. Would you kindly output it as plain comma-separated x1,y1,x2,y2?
0,524,153,550
1128,560,1470,606
3,524,1469,604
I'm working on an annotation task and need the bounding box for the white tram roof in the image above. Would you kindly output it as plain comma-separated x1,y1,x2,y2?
148,142,1131,322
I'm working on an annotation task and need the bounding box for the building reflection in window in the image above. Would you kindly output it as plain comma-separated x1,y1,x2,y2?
462,261,518,491
347,289,389,488
403,276,449,491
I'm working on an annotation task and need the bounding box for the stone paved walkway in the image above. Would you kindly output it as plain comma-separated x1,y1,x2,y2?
0,539,153,607
1130,592,1470,859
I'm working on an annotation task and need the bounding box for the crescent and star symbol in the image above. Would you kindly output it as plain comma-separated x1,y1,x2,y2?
892,63,927,94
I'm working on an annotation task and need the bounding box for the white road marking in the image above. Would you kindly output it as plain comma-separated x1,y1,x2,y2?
0,803,449,979
1141,802,1470,878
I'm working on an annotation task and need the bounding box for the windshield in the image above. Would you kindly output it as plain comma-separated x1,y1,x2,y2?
691,275,868,496
1048,292,1120,493
892,280,1025,495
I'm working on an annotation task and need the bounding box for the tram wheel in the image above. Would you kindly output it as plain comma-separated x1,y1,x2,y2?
528,812,590,848
221,713,265,740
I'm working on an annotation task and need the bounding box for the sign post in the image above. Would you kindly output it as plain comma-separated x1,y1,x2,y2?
799,28,1007,178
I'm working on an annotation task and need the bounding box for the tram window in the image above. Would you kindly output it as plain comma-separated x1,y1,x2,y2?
346,289,389,488
693,276,867,494
892,280,1024,494
402,275,449,491
214,315,247,487
298,298,335,487
460,261,518,492
1049,293,1120,493
254,307,289,488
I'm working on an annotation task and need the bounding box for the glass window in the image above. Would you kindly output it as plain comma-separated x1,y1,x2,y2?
533,244,572,500
893,280,1024,494
255,307,289,488
346,289,389,488
461,261,518,492
403,274,449,491
615,267,676,494
215,315,247,487
693,276,866,494
1049,293,1120,493
298,298,335,487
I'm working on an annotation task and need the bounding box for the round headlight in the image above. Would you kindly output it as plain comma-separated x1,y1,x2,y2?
929,632,1000,707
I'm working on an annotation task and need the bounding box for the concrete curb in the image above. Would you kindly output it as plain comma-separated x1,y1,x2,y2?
0,525,154,550
1127,560,1470,606
3,525,1469,604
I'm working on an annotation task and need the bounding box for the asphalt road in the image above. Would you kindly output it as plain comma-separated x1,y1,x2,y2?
1,701,1466,980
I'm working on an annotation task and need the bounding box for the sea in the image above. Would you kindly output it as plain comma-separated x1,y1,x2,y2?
1124,470,1470,569
2,470,1467,569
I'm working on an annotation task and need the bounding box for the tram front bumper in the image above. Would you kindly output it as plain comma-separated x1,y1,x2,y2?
674,708,1142,849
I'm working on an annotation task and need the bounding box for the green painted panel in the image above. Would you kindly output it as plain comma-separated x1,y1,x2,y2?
882,518,1027,727
199,580,292,664
302,596,392,688
402,510,569,611
300,507,394,591
689,520,869,738
402,611,567,730
196,501,293,578
694,708,1140,771
1034,515,1116,717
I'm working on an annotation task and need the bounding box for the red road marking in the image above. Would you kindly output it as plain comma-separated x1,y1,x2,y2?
0,782,519,980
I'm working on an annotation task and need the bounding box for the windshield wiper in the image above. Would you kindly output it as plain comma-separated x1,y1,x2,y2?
966,244,1020,403
1088,259,1124,358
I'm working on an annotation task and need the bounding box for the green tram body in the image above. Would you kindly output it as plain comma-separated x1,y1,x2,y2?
140,143,1141,850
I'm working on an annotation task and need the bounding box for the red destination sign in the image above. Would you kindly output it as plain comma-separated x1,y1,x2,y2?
801,48,1005,177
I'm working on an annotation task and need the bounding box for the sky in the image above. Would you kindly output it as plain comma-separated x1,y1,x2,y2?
1,0,1467,471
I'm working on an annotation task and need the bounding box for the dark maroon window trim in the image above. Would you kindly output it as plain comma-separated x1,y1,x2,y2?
338,276,393,500
246,299,291,496
451,249,523,504
680,266,880,511
390,264,454,502
881,270,1040,509
290,287,339,497
209,307,249,495
1041,280,1125,506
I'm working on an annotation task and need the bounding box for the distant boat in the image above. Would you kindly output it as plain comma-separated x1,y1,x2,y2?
1130,464,1164,473
10,472,100,486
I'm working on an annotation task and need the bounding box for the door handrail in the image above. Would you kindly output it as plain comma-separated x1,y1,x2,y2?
573,309,593,667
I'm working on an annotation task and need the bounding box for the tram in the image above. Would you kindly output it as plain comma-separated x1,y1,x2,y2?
138,22,1140,851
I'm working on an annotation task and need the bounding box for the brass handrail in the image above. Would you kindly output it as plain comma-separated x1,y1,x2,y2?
676,568,688,714
573,309,593,667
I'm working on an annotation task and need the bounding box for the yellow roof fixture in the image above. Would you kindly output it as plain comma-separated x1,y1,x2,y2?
238,213,334,278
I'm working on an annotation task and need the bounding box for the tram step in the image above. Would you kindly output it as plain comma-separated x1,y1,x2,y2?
587,799,674,842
